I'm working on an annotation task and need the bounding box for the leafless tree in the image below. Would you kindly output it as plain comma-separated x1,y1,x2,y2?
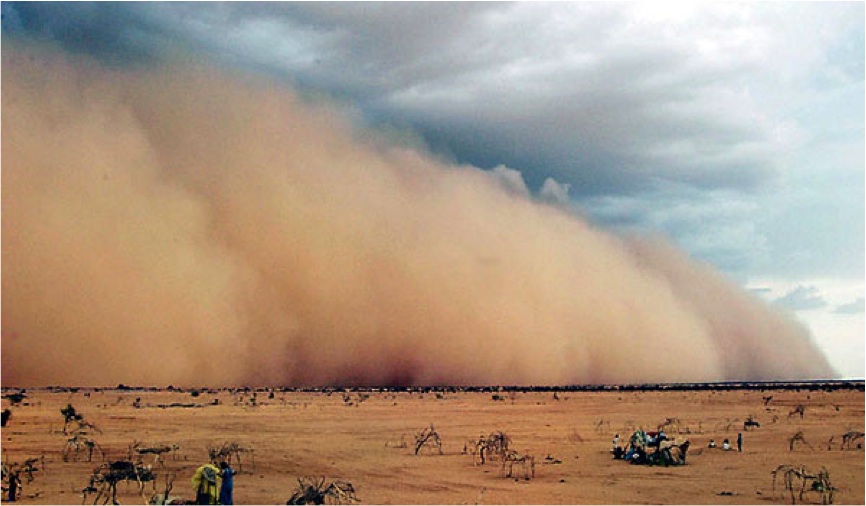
469,431,511,465
414,425,443,455
789,431,814,452
771,464,834,504
840,431,864,450
83,461,155,505
788,405,806,420
208,442,254,473
501,450,535,480
62,435,103,462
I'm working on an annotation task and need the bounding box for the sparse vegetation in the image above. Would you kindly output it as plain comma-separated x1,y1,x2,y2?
501,450,535,480
789,431,814,452
466,431,511,465
3,392,27,406
772,464,835,504
62,434,102,462
60,403,83,434
82,461,155,505
286,477,359,505
413,425,443,455
0,384,861,504
840,430,864,450
788,404,806,420
208,442,254,473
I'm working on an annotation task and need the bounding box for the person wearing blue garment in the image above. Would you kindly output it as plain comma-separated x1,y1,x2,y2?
219,461,236,505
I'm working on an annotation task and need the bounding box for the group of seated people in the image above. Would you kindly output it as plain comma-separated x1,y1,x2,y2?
707,438,732,450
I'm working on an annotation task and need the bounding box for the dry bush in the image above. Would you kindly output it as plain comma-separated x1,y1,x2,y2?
771,464,834,504
208,442,254,472
286,477,359,505
414,425,443,455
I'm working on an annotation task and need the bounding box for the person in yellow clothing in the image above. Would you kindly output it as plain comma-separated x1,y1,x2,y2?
191,463,221,505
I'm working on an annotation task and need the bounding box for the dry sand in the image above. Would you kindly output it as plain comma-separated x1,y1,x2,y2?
1,384,863,504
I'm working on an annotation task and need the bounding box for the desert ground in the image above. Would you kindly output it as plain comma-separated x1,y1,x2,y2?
1,383,863,505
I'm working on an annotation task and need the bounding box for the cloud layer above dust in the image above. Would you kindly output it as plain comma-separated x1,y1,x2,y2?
1,43,834,387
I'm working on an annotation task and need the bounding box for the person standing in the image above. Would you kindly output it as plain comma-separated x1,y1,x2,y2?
191,463,221,505
737,432,743,452
219,461,236,505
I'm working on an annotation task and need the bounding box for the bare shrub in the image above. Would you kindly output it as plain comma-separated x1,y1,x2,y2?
286,477,359,505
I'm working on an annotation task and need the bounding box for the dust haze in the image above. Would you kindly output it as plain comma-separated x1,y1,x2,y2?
1,42,834,387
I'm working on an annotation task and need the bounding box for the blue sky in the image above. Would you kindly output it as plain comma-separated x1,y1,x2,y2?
3,1,863,378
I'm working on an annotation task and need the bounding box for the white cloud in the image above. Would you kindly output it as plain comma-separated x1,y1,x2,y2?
539,177,571,205
488,164,530,198
835,298,865,315
749,277,865,378
772,286,829,311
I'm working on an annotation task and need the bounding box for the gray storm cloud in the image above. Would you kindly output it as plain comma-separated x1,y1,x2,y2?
1,43,834,387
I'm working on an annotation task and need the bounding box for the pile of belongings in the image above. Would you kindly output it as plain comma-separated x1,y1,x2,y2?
611,430,689,466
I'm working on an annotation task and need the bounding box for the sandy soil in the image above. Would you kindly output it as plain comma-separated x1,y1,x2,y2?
1,385,863,505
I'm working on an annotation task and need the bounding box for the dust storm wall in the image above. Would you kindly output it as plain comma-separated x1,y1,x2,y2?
1,43,834,387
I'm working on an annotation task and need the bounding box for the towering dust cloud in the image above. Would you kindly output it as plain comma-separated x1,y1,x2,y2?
2,43,834,387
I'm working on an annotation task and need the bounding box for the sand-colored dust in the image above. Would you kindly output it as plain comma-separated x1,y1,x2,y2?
1,386,863,504
2,41,834,388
